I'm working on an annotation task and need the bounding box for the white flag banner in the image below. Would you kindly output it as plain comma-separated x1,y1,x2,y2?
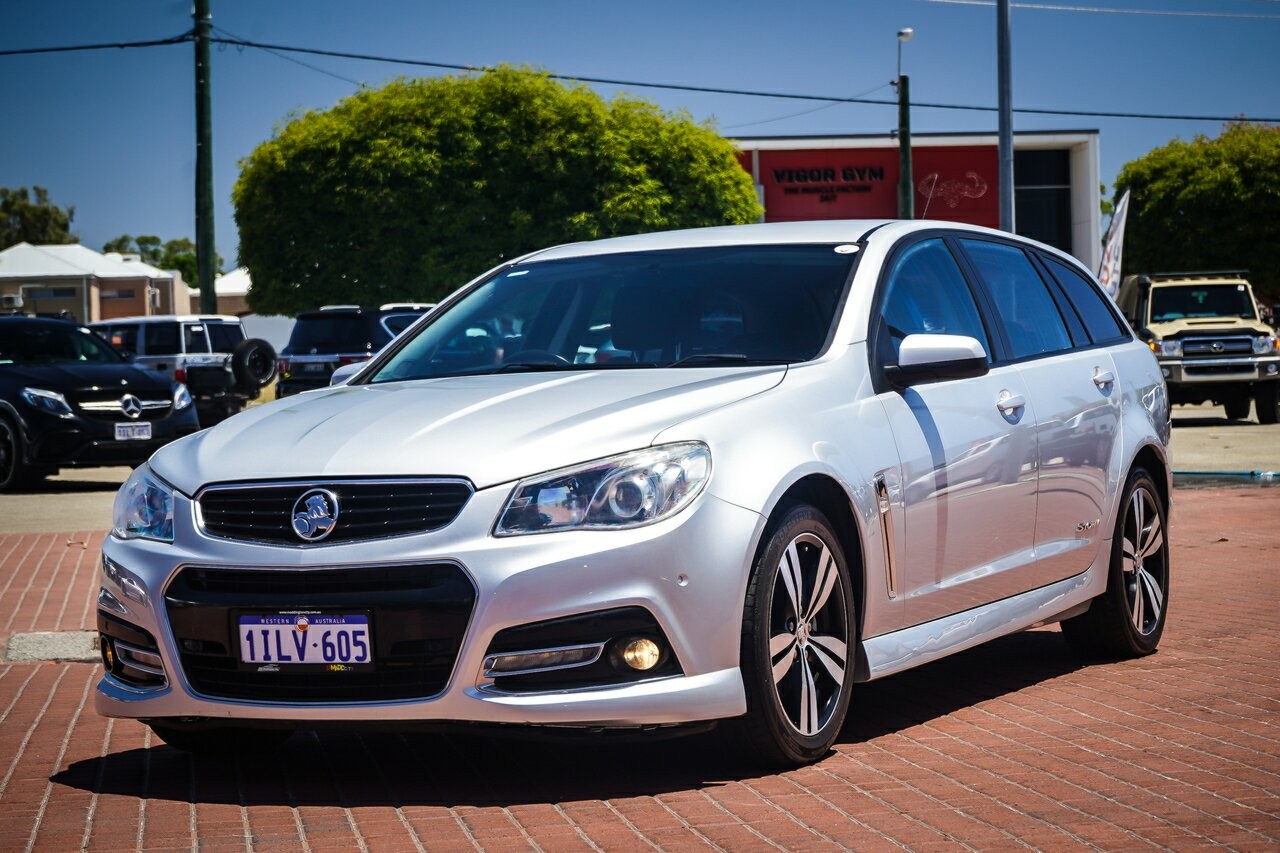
1097,190,1130,299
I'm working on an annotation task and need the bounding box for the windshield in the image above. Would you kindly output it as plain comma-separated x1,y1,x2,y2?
368,245,857,382
0,324,127,366
1150,284,1257,322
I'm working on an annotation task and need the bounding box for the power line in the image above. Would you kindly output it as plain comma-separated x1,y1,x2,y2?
3,31,1277,124
206,36,1280,124
922,0,1280,19
210,25,365,88
0,32,191,57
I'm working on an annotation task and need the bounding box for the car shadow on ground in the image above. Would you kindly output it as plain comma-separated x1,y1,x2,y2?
15,477,124,494
1171,415,1258,428
52,631,1084,807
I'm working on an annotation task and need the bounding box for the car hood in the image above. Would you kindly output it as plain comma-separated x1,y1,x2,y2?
1148,317,1272,338
151,367,786,494
2,363,170,395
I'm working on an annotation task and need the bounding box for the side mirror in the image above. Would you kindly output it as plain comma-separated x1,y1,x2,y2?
330,361,365,386
884,334,989,388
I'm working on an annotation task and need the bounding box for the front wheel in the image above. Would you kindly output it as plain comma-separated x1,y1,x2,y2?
729,505,855,768
1256,381,1278,425
0,418,39,492
1062,467,1169,658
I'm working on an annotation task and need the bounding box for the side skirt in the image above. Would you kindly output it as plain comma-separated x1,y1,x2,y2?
857,559,1106,682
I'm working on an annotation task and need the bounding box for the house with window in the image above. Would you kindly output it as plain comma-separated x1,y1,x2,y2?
0,242,191,322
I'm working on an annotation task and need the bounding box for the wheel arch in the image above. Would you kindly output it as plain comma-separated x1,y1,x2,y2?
753,473,869,657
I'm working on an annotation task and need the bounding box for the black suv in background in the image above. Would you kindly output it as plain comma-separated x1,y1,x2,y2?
276,305,431,397
0,317,200,490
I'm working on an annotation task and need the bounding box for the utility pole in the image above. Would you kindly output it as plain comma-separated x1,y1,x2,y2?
896,27,915,220
195,0,216,314
997,0,1015,232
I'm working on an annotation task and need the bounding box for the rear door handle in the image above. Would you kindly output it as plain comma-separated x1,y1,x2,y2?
1093,368,1115,389
997,390,1026,415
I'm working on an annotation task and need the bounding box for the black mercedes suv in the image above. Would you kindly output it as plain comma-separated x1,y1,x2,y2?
0,316,200,490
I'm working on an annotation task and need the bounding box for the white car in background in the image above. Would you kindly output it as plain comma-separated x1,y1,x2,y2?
97,220,1170,767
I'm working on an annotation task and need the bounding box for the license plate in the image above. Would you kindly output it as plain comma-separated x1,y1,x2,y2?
238,614,371,666
301,362,330,374
115,422,152,441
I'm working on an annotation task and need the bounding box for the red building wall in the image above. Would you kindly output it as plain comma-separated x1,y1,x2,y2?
740,145,1000,228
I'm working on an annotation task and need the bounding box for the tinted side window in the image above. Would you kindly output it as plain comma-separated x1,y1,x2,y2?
183,324,211,354
144,322,179,355
382,313,420,337
1043,257,1128,343
877,239,990,365
960,239,1072,360
100,324,140,354
207,322,246,352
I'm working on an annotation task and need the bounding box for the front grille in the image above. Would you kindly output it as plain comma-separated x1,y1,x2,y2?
198,479,473,544
76,393,171,422
1181,336,1253,358
165,563,476,702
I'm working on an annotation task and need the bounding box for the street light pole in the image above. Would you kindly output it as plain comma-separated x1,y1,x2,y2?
195,0,217,314
997,0,1015,232
896,27,915,221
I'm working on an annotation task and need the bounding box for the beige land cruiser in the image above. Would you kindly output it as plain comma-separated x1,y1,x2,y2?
1116,272,1279,423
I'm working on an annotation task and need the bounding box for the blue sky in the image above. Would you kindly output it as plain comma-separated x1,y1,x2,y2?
2,0,1277,265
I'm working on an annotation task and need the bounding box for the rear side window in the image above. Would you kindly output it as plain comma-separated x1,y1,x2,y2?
143,322,179,355
207,322,246,352
382,313,420,337
100,324,140,355
960,239,1072,360
1043,257,1128,343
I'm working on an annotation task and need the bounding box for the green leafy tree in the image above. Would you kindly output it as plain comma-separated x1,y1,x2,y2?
1,186,76,249
1114,122,1280,301
234,67,762,314
102,234,222,290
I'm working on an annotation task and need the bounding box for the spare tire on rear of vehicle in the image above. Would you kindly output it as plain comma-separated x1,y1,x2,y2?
231,338,278,391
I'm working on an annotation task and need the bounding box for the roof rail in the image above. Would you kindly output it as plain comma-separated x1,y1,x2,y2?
379,302,435,311
318,304,362,311
1138,270,1250,281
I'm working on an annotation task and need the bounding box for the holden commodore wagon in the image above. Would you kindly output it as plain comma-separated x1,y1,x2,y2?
97,220,1171,767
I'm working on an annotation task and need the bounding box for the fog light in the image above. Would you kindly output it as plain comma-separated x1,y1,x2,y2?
1267,364,1278,375
101,637,115,670
621,638,661,671
1161,367,1171,378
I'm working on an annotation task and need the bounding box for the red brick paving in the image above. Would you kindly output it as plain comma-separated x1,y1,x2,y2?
0,487,1276,851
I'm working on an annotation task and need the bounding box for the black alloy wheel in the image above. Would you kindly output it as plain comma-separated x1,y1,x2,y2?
0,418,36,492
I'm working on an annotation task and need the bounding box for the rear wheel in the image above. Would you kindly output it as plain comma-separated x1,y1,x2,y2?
1256,382,1279,425
1062,467,1169,658
1223,397,1250,421
729,505,855,768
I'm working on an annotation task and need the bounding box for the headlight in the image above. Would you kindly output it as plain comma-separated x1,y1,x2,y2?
1158,339,1182,357
112,464,175,542
495,442,711,536
1254,335,1278,355
173,383,193,411
20,387,73,417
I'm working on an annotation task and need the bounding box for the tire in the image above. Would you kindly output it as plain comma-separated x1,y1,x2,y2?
0,418,39,492
1256,381,1279,425
1061,467,1169,659
230,338,277,391
727,504,855,768
148,723,293,755
1223,397,1250,421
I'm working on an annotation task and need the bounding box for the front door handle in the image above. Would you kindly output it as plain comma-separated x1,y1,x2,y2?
1093,368,1115,389
997,390,1026,415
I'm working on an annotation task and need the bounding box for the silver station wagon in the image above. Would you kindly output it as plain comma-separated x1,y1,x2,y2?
98,220,1171,767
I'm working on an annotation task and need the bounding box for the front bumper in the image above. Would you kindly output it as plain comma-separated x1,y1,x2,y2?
1158,355,1280,386
22,407,201,469
94,484,760,728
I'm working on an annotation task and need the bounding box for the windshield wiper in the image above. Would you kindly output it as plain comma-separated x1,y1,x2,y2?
665,353,787,368
493,361,573,373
